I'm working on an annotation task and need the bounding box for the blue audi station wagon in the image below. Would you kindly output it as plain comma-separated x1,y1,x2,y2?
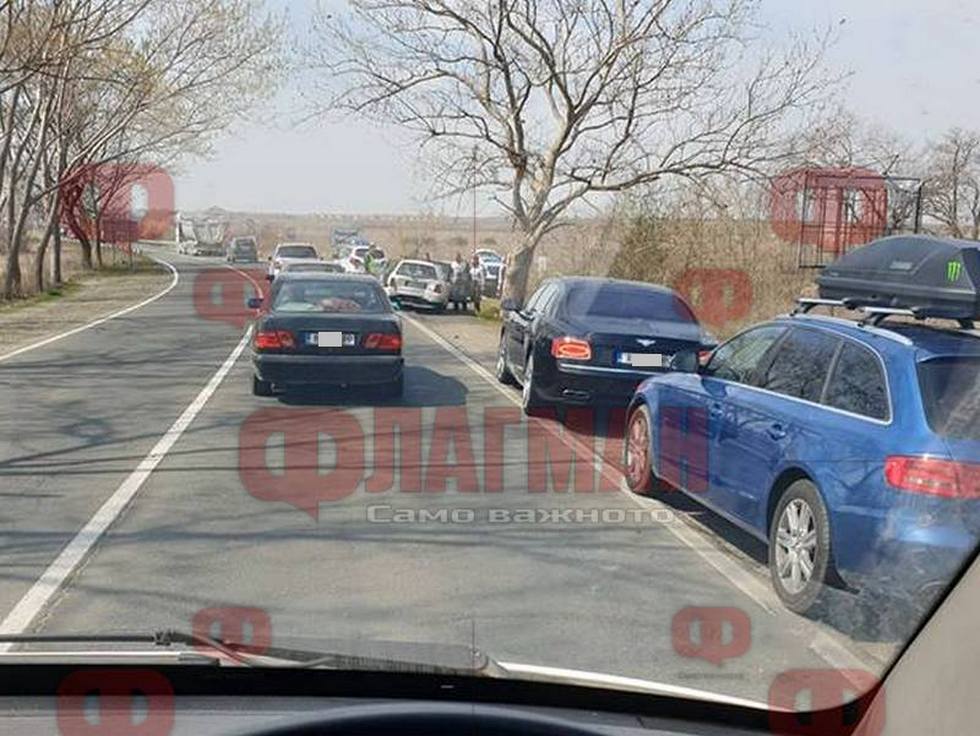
624,237,980,615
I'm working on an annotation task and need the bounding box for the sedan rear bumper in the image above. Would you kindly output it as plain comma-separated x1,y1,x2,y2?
253,353,403,387
538,362,665,405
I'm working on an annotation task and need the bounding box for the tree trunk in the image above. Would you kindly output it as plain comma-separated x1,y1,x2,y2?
34,198,60,292
52,226,62,284
78,234,93,270
501,232,544,306
3,244,21,299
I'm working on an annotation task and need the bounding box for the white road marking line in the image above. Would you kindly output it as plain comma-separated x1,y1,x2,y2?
404,314,883,673
808,630,883,677
403,313,775,613
0,256,179,364
224,263,264,294
0,313,252,648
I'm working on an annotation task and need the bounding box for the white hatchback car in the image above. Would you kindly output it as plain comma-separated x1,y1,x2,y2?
385,259,449,311
267,242,319,280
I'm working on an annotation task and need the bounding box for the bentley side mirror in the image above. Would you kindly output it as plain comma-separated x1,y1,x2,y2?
668,350,699,373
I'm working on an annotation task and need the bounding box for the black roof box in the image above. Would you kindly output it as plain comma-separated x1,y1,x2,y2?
816,235,980,320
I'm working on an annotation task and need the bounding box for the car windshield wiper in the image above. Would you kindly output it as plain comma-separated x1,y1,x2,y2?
0,631,505,676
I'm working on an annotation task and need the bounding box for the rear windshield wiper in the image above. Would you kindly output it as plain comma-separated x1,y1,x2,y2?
0,631,505,676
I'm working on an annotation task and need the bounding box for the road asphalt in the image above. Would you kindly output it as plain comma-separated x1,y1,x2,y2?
0,245,903,703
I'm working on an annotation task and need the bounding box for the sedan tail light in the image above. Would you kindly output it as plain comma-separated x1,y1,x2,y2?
884,456,980,499
364,332,402,351
254,329,295,350
551,336,592,361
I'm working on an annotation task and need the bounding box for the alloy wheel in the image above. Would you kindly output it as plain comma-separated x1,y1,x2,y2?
774,499,818,595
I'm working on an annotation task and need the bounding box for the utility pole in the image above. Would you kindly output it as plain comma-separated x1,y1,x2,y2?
472,145,478,253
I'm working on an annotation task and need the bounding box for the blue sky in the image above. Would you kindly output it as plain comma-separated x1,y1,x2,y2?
174,0,980,215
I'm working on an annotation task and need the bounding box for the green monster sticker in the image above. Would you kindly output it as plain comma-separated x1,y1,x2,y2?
947,259,963,282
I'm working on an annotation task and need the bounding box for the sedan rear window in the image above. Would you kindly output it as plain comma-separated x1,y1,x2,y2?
272,281,387,313
284,262,344,273
278,245,318,259
396,262,438,280
565,285,696,322
918,357,980,440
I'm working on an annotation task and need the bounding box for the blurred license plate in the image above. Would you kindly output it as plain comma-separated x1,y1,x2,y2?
407,280,426,289
317,331,342,348
619,352,663,367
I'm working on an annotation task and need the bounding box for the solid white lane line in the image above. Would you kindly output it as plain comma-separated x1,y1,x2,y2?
402,313,774,612
0,325,252,647
0,256,179,364
405,314,886,671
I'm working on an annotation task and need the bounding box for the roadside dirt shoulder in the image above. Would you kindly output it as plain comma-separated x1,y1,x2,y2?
0,264,173,356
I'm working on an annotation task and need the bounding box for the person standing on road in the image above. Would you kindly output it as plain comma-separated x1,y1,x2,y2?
469,254,485,312
450,252,469,311
451,252,466,279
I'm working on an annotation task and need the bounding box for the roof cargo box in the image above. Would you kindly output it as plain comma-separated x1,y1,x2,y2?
816,235,980,320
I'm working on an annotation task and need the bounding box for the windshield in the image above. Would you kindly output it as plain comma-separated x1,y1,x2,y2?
566,285,698,322
3,0,978,727
278,245,317,259
918,356,980,440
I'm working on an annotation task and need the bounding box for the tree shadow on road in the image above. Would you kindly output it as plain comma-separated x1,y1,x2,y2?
275,366,468,408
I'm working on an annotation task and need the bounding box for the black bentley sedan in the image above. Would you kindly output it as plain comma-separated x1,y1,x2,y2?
496,277,715,414
248,273,403,397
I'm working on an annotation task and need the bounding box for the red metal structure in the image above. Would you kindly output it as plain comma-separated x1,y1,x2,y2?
770,166,922,268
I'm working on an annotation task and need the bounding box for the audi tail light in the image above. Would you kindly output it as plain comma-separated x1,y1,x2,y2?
884,456,980,499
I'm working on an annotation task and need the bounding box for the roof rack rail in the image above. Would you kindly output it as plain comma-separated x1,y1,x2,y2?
792,297,849,314
791,297,977,331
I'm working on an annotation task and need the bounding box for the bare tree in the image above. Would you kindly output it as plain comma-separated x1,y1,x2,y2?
311,0,838,302
923,128,980,240
1,0,282,298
